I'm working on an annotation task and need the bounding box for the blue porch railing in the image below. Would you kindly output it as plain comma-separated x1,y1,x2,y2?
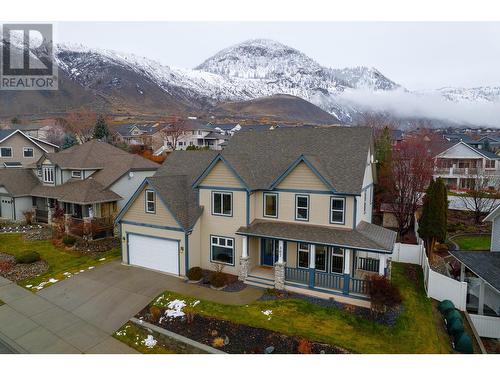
350,278,370,295
314,272,344,291
284,267,370,296
285,267,309,284
357,257,380,273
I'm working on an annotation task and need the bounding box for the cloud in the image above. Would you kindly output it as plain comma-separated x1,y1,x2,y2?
337,88,500,127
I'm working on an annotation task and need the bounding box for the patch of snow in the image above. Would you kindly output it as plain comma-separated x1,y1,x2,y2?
191,300,200,307
25,285,32,288
98,258,106,261
142,335,157,348
164,299,186,318
261,310,273,320
88,266,95,270
48,278,58,283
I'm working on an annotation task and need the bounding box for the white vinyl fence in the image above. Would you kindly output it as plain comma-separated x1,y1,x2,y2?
391,242,467,311
469,314,500,339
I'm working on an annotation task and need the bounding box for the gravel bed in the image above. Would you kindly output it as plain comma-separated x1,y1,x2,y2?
0,252,48,282
23,227,53,241
74,237,120,253
0,224,44,234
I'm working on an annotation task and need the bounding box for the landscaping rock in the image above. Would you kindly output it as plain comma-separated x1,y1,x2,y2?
74,237,120,254
23,227,52,241
0,252,48,282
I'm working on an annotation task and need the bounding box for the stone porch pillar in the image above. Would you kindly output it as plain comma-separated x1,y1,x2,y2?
343,249,351,295
274,240,286,290
238,235,250,281
64,214,72,234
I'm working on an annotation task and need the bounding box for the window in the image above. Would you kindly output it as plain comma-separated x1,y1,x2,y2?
298,243,309,269
71,170,82,179
210,236,234,265
0,147,12,158
486,159,496,169
263,192,278,218
330,197,345,224
315,245,327,272
331,247,345,274
295,195,309,221
363,190,367,215
145,190,156,213
23,147,34,158
42,167,54,184
212,192,232,216
36,168,42,177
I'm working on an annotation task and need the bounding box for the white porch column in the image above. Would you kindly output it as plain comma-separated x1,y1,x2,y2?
278,240,284,263
478,279,485,315
241,235,248,258
378,254,387,276
460,263,466,282
309,244,316,269
343,249,351,275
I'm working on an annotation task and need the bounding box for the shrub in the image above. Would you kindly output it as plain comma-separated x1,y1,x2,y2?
62,235,76,246
297,339,313,354
209,271,227,288
211,337,225,348
22,210,34,225
15,251,41,264
367,274,402,313
0,260,15,272
149,305,162,322
186,266,203,281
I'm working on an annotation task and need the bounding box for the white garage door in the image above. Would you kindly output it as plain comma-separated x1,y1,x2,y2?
128,234,179,275
0,197,13,220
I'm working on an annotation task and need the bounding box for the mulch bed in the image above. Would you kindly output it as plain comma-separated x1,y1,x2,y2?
137,307,347,354
0,252,48,282
74,237,120,254
187,269,246,292
259,289,403,327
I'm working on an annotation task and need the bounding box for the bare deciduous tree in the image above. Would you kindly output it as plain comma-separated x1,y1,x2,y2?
458,175,500,224
62,111,98,143
160,117,187,151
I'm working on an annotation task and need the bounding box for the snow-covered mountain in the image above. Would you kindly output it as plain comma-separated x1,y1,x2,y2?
1,37,499,126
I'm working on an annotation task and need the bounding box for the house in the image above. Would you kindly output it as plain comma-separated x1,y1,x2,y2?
155,119,229,153
0,129,59,169
111,123,166,148
115,127,397,302
433,141,500,191
0,140,158,233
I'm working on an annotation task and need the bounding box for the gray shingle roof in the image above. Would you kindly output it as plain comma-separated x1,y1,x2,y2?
149,150,219,229
0,129,16,141
221,127,373,194
449,251,500,292
0,169,40,197
236,219,396,253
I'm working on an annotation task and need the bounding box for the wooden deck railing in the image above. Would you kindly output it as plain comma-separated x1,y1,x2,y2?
284,267,309,284
314,272,344,291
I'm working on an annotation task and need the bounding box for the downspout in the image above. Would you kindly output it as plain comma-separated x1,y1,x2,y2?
184,231,190,275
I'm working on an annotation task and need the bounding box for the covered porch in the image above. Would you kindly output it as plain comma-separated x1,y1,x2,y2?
236,220,396,300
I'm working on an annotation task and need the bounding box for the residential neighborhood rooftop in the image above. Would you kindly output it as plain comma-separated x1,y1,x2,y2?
450,251,500,292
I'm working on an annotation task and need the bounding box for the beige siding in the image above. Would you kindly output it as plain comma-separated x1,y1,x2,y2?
199,160,244,188
253,190,354,229
198,188,247,276
286,241,298,268
187,217,202,268
0,132,52,168
120,222,186,277
121,184,181,228
277,161,329,190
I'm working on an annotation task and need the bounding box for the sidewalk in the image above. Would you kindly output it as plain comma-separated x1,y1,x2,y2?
0,276,137,354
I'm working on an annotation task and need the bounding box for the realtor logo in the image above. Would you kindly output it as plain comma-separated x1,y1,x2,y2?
1,24,58,90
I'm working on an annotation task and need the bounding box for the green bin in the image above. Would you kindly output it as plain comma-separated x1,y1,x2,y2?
454,332,473,354
438,300,455,315
445,309,462,326
448,318,464,337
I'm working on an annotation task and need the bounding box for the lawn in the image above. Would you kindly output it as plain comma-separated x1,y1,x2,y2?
453,234,491,251
146,263,451,354
0,233,120,290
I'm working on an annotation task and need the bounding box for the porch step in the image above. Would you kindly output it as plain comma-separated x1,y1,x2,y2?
244,274,275,289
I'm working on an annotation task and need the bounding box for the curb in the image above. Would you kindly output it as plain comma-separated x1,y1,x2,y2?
130,317,225,354
0,331,28,354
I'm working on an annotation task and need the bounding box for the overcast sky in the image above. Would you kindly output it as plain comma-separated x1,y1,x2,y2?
55,22,500,91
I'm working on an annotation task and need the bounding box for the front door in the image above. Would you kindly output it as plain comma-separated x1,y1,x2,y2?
260,239,286,266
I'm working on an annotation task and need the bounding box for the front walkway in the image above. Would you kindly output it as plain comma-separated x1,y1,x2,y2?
0,261,263,353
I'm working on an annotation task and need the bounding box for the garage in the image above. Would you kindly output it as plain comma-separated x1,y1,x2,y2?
0,196,13,220
127,233,179,275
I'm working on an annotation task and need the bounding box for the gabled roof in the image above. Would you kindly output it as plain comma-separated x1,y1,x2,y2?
449,251,500,292
0,169,40,197
483,204,500,222
0,129,57,152
435,141,500,160
40,140,159,188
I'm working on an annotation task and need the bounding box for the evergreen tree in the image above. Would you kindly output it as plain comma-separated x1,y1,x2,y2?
62,133,78,149
93,115,110,141
418,178,448,256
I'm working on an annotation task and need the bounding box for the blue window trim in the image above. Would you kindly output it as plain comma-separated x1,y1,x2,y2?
209,234,236,266
145,189,156,214
263,192,279,218
297,242,310,269
295,194,309,222
329,196,346,225
211,191,233,217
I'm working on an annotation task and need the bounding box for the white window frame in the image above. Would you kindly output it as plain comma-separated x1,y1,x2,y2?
297,243,310,269
23,147,34,158
330,197,345,224
42,167,54,184
263,192,278,218
71,170,82,179
145,189,156,214
210,235,235,266
0,147,12,158
36,168,42,177
331,247,345,274
212,191,232,216
295,194,309,221
485,159,496,169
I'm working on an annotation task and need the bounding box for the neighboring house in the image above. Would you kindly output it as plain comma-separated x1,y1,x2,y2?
0,129,58,169
156,119,228,153
0,140,158,229
467,136,500,153
433,141,500,191
111,123,166,148
115,127,396,302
